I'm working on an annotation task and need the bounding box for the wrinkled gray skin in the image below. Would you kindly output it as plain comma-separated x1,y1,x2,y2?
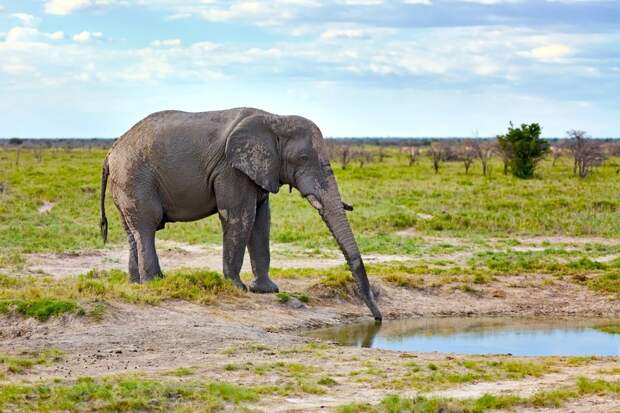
100,108,381,320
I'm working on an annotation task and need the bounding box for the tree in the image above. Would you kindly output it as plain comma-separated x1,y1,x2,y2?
497,123,550,179
495,139,511,175
407,146,420,166
428,141,447,174
457,141,476,174
550,145,563,167
472,140,494,176
339,145,352,169
566,130,605,178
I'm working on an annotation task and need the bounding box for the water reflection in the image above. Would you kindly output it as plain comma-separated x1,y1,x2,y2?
308,317,620,356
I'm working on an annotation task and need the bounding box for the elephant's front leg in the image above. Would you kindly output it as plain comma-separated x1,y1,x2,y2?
248,197,279,293
216,179,257,291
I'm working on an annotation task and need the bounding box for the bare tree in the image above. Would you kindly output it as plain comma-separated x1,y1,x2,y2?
354,148,369,167
428,141,446,174
339,145,352,169
566,130,606,178
377,146,386,163
407,146,420,166
458,141,476,174
495,137,511,175
550,145,563,167
472,140,494,176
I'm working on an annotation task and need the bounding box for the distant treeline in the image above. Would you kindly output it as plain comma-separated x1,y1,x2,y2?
327,137,620,146
0,138,114,148
2,136,619,149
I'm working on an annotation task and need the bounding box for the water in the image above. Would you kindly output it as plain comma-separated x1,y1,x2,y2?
309,317,620,356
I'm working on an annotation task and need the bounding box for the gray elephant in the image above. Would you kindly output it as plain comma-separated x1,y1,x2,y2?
99,107,381,320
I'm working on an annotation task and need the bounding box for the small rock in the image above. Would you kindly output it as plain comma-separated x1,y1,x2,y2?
38,201,55,214
286,297,307,309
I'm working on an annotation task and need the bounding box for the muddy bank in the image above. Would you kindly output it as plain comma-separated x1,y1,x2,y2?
1,274,618,373
1,252,619,411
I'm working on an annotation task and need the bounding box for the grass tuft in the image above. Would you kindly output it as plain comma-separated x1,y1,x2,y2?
0,299,81,321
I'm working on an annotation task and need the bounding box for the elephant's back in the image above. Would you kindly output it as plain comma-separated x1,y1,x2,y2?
114,108,250,151
106,108,261,221
109,108,257,167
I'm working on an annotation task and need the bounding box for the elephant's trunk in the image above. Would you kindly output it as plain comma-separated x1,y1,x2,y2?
306,163,382,321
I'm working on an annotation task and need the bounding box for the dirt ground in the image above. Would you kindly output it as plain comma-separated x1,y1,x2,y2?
21,240,411,278
1,236,620,411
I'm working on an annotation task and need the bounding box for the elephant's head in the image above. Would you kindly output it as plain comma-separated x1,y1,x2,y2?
226,111,382,321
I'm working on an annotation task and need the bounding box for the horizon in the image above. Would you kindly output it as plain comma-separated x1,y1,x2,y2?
3,135,620,141
1,1,619,137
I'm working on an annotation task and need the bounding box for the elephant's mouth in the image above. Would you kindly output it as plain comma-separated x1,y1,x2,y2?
305,194,353,212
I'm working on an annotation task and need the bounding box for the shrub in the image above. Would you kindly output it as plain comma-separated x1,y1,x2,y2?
497,123,550,178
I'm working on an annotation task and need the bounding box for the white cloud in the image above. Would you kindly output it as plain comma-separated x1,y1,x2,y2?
342,0,384,5
45,0,92,15
73,31,102,42
4,27,49,44
1,62,34,75
49,31,65,40
151,39,181,47
11,13,37,26
403,0,432,4
474,62,500,75
458,0,520,4
529,44,572,60
44,0,120,15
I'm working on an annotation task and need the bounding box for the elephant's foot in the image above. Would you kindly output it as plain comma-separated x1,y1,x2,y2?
232,278,248,291
249,278,279,294
140,272,164,283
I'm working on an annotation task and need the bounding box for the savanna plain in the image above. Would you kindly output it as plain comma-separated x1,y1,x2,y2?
0,146,619,412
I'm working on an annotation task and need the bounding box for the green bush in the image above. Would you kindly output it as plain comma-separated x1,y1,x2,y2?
497,123,550,179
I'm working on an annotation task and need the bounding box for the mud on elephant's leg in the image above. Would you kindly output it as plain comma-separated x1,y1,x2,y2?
121,214,140,283
248,197,279,293
217,190,259,291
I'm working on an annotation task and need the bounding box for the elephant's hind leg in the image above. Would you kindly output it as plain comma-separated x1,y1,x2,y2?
132,227,163,283
121,198,164,283
120,213,140,283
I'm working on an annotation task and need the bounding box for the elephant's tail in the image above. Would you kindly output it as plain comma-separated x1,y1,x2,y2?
100,156,109,244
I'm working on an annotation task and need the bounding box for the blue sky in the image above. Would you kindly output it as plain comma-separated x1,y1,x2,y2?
0,0,618,138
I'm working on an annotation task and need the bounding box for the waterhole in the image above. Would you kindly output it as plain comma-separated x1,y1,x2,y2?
309,317,620,356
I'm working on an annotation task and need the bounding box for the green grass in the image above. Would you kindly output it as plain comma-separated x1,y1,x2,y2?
587,272,620,296
0,375,261,412
276,291,310,304
0,349,63,374
385,359,556,392
165,367,195,377
2,148,620,263
2,269,240,305
335,377,620,413
0,269,242,321
0,298,82,321
594,323,620,334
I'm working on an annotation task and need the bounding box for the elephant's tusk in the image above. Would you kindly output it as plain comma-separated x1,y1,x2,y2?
306,194,323,210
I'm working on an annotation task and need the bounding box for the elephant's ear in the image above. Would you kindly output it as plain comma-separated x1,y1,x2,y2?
225,114,280,193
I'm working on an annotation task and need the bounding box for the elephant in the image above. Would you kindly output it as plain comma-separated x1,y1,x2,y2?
99,107,382,320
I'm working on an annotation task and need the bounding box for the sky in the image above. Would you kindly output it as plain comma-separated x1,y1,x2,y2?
0,0,618,138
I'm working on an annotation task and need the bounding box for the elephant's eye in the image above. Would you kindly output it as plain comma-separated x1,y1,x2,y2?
298,154,309,163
